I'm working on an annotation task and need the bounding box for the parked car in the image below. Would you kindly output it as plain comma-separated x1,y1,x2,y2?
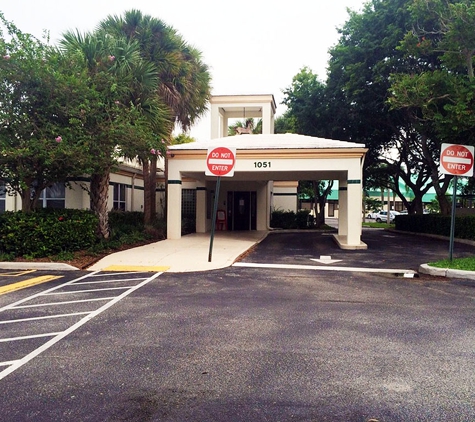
366,211,380,219
375,210,400,223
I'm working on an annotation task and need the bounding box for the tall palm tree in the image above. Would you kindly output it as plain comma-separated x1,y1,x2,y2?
60,30,171,237
99,10,211,223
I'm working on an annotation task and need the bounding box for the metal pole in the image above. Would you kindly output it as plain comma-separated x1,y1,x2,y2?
449,176,457,262
208,176,221,262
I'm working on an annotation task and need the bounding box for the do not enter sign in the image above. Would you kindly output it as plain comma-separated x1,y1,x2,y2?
440,143,474,177
205,146,236,177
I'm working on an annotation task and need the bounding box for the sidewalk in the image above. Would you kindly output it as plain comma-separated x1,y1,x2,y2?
87,231,269,273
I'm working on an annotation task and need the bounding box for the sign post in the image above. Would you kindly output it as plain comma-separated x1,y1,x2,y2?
439,143,474,261
205,147,236,262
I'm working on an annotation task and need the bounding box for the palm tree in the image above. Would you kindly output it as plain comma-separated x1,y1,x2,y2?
60,30,171,237
99,10,211,223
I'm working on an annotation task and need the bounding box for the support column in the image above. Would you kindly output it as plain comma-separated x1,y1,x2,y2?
333,177,366,250
196,185,207,233
210,104,221,139
222,114,229,138
167,179,182,239
262,103,274,134
338,180,348,239
347,178,364,247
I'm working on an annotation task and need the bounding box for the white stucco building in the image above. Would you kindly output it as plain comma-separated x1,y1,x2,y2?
167,94,368,249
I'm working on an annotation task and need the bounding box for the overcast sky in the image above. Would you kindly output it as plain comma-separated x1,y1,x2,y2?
1,0,367,140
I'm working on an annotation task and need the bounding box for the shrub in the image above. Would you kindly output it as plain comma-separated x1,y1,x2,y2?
395,214,475,240
296,210,311,229
271,210,297,229
0,209,98,258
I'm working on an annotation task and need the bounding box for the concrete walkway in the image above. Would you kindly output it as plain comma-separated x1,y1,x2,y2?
87,231,268,273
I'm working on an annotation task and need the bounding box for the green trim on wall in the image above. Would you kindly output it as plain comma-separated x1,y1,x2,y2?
168,180,182,185
347,179,361,184
339,187,348,191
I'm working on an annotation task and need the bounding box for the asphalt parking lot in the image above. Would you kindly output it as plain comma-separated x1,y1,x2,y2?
1,229,475,421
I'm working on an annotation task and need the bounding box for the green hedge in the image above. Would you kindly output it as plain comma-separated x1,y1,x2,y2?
108,210,144,239
0,209,98,258
395,214,475,240
271,209,311,229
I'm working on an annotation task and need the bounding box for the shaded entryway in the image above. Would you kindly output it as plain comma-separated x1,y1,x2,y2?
227,191,257,231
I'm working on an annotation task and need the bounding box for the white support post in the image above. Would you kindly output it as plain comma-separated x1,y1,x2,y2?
196,185,207,233
338,180,348,239
167,180,182,239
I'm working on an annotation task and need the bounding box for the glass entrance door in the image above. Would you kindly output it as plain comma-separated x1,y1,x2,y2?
227,191,257,230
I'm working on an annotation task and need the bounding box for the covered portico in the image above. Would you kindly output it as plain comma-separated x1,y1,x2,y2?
166,133,368,250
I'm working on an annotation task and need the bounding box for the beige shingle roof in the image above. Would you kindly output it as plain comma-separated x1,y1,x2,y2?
169,133,365,150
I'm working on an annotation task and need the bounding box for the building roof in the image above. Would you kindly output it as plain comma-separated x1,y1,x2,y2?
169,133,365,150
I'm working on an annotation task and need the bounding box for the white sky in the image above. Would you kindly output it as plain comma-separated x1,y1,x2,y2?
1,0,367,141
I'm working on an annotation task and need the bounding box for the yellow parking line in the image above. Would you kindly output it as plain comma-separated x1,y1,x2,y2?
0,275,63,295
102,265,170,272
0,270,37,277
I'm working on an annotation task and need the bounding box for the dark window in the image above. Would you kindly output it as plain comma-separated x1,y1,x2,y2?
113,184,126,211
0,182,5,213
40,183,65,209
182,189,196,219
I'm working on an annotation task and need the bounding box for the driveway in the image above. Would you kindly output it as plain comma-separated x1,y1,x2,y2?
0,230,474,421
241,227,475,272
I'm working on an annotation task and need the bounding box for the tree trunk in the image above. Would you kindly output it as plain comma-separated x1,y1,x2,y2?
149,156,157,219
142,160,152,224
419,134,452,215
90,172,110,239
437,192,452,215
20,187,34,212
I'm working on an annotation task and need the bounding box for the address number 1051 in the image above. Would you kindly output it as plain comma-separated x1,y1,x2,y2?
254,161,271,168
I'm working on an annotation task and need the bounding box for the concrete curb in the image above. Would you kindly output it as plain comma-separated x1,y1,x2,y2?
419,264,475,280
0,262,79,271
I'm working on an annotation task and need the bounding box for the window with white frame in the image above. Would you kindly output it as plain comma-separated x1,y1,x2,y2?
39,183,65,209
0,181,6,213
113,183,126,211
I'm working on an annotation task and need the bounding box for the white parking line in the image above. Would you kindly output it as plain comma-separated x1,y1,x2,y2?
0,332,62,342
11,297,116,309
0,271,164,380
0,360,20,367
42,286,134,295
0,271,99,312
233,262,417,276
0,312,90,324
73,278,149,285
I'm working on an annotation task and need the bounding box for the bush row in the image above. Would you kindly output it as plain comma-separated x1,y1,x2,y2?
0,209,98,258
0,209,161,258
271,209,313,229
395,214,475,240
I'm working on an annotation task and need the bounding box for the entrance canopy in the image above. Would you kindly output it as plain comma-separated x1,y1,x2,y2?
166,133,368,249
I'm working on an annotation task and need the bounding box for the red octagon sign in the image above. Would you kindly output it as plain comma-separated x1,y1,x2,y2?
205,146,236,177
440,143,474,177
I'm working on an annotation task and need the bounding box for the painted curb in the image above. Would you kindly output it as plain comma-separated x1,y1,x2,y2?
0,262,79,271
419,264,475,280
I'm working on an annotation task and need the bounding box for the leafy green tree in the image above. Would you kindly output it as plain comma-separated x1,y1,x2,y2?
172,133,196,144
298,180,334,227
274,112,296,134
60,30,165,237
282,67,331,138
282,67,335,225
388,0,475,214
98,10,211,223
0,13,94,212
326,0,452,215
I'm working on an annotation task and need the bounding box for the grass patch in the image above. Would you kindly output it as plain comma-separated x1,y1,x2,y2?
429,256,475,271
363,222,394,229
